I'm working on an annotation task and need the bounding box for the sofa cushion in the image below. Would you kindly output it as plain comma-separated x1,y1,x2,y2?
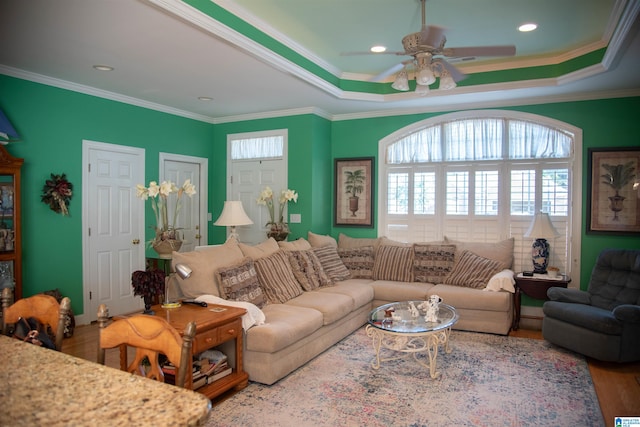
245,304,324,353
373,245,414,282
444,236,514,269
313,246,351,282
429,284,512,312
338,233,380,251
239,237,280,260
278,238,312,251
216,257,266,308
413,244,457,284
286,249,332,291
338,246,374,279
171,238,244,298
285,291,354,325
444,250,505,289
317,279,375,309
370,281,433,302
254,251,303,303
307,231,337,248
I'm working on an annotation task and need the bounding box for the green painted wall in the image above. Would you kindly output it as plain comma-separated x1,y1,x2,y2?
0,75,214,315
2,72,639,316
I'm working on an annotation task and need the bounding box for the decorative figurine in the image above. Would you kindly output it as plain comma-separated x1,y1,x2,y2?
420,295,442,323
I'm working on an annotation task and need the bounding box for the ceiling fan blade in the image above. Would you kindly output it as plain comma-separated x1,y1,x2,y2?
445,45,516,58
340,51,409,57
370,62,407,82
420,25,446,48
435,59,467,82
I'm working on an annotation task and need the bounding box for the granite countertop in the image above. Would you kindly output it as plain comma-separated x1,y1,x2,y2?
0,335,211,426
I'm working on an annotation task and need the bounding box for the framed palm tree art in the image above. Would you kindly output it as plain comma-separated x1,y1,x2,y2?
334,157,374,227
587,147,640,234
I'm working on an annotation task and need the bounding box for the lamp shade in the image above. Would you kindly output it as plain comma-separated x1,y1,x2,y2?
524,211,559,239
175,263,192,280
0,109,20,143
214,201,253,226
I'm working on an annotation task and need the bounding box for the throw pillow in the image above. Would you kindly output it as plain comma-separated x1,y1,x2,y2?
286,249,332,291
278,238,312,251
307,231,338,248
217,257,266,308
444,236,515,269
413,244,457,284
373,245,414,282
338,246,374,280
171,238,244,298
254,251,303,304
239,237,280,260
444,250,506,289
338,233,381,251
313,246,351,282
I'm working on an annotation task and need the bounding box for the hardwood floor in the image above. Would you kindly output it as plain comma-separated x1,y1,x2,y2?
63,323,640,425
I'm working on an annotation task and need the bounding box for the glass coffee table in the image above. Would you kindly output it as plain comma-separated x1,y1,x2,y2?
365,301,459,378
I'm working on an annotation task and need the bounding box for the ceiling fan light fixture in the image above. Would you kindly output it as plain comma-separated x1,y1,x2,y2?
415,82,430,96
416,65,436,86
391,70,410,91
439,70,457,90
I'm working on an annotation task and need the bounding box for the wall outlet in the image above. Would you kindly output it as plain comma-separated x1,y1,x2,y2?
289,213,301,223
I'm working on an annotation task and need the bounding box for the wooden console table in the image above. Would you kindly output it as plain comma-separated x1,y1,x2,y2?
117,302,249,400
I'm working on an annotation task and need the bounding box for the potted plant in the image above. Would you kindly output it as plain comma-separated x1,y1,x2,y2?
600,161,636,221
344,169,365,216
131,268,166,314
256,186,298,241
135,179,197,256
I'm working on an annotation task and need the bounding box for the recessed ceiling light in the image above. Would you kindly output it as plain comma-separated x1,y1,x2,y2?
93,65,114,71
518,23,538,32
370,46,387,53
198,96,213,101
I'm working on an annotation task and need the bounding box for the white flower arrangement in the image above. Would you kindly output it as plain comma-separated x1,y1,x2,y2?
135,179,196,239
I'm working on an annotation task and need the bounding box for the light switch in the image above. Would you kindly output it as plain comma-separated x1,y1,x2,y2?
207,212,212,221
290,214,301,223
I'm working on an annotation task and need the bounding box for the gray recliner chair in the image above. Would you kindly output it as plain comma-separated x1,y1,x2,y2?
542,248,640,362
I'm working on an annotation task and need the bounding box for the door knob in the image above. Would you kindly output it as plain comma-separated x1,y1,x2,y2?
132,239,140,245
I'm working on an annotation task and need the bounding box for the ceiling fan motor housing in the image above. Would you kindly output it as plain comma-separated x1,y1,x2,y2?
402,32,429,54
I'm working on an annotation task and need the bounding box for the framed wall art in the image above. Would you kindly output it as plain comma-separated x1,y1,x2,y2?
334,157,374,227
587,147,640,235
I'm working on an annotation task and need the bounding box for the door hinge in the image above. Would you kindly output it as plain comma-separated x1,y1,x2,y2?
230,175,233,184
89,291,92,300
88,163,91,173
88,227,91,236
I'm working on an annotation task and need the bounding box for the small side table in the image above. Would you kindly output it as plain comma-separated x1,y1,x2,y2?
513,273,571,330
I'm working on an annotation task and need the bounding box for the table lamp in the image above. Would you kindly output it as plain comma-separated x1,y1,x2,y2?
163,263,192,308
523,211,560,274
214,200,253,242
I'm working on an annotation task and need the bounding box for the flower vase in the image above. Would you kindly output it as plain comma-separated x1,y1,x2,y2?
143,295,154,315
267,223,289,241
152,230,182,258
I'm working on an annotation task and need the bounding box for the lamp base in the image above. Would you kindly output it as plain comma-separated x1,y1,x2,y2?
531,238,550,274
161,301,182,309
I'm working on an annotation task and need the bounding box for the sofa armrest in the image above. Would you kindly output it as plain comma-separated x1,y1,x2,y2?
613,305,640,323
547,287,591,305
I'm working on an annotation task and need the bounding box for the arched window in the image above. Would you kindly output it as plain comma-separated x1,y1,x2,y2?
378,110,582,281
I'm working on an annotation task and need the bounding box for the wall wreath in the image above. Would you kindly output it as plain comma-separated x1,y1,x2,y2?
41,173,73,216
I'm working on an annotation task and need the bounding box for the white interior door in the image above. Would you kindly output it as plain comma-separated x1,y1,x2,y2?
160,153,208,252
229,159,286,244
82,141,145,321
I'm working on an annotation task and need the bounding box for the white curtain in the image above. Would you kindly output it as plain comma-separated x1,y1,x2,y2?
386,118,571,163
231,136,284,160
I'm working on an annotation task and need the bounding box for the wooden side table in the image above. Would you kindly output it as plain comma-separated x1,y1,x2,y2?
117,302,249,399
513,273,571,330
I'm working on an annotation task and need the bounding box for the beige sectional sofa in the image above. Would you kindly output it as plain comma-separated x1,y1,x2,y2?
170,232,515,385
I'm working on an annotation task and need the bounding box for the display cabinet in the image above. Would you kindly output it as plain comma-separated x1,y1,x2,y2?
0,145,23,301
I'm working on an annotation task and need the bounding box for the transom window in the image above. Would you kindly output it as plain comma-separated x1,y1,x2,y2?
378,111,581,280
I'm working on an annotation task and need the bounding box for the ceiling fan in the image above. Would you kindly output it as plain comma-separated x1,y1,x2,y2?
345,0,516,92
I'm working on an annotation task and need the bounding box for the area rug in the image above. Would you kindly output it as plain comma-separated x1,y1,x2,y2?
210,328,603,426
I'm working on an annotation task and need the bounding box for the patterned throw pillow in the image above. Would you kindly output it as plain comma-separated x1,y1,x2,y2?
286,249,332,291
338,246,374,280
444,250,506,289
373,245,414,282
313,246,351,282
254,251,303,303
413,244,457,284
217,257,266,308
